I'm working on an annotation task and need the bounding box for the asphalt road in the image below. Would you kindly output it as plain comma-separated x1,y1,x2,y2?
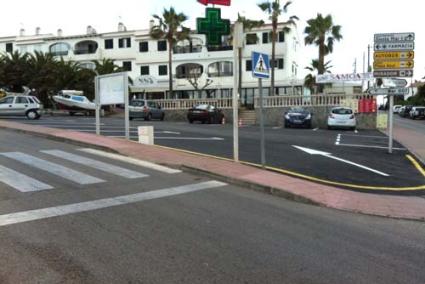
9,115,425,191
0,129,425,283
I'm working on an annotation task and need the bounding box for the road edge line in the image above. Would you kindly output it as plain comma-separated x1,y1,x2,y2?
406,155,425,177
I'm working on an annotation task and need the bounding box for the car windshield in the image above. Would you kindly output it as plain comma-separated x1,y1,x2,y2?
289,108,306,113
131,100,145,107
332,108,353,115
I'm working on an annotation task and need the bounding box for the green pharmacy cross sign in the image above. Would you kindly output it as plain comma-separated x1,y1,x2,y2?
197,8,230,46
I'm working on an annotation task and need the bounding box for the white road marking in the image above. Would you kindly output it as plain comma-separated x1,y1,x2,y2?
0,181,227,227
156,131,181,135
155,137,225,141
339,134,388,139
293,145,390,176
0,165,53,192
0,152,104,185
313,128,319,131
78,148,181,174
41,150,148,179
337,143,407,151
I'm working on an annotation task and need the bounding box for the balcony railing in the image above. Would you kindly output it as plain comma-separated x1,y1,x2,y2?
153,98,234,110
254,94,371,108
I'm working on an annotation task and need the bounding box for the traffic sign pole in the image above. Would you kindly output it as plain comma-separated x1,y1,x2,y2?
259,78,266,167
388,95,394,154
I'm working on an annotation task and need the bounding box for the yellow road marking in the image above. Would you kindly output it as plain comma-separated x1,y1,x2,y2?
153,145,425,192
406,155,425,177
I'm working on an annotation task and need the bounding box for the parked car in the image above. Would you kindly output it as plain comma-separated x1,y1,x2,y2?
0,95,42,119
409,106,425,120
284,108,312,128
187,104,224,124
398,105,413,118
393,105,402,113
129,99,165,121
327,107,356,130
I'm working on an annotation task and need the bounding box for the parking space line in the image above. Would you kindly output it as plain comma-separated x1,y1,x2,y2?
0,165,53,192
0,152,105,185
42,150,148,179
78,148,182,174
340,134,388,139
0,181,227,227
337,143,407,151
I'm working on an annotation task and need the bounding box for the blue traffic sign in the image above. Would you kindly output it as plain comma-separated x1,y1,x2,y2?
252,52,270,79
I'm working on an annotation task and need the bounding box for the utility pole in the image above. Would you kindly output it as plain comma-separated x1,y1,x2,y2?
367,44,371,89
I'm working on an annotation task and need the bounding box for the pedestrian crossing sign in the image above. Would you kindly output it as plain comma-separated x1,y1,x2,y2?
252,51,270,79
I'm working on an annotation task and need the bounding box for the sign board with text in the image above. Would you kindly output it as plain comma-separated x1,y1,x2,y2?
316,73,373,83
373,32,415,78
368,87,409,96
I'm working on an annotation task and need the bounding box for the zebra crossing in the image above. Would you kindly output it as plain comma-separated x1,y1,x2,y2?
0,148,180,193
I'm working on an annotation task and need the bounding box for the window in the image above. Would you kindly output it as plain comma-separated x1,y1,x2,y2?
278,31,285,42
157,40,167,51
5,43,13,53
262,32,271,44
105,39,113,49
74,40,98,55
246,60,252,71
246,33,258,45
208,61,233,77
49,42,70,56
158,65,168,76
271,58,284,70
0,97,14,104
139,41,149,52
33,44,43,52
122,61,132,71
119,38,131,48
140,66,150,75
176,63,203,79
15,97,28,104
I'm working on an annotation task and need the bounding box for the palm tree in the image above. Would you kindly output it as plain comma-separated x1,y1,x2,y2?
258,0,298,96
304,59,332,93
93,58,123,75
0,51,30,92
235,14,264,98
304,14,342,80
150,7,190,99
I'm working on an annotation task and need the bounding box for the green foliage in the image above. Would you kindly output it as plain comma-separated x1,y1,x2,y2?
0,51,123,106
407,85,425,106
304,59,332,93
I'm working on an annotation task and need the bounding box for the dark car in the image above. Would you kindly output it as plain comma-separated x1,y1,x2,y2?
284,108,312,128
399,105,413,118
187,104,224,124
129,99,165,121
409,107,425,120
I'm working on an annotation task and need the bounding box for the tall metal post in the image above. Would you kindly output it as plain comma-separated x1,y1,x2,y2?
367,44,371,89
95,77,100,136
388,94,394,154
124,73,130,140
232,22,243,162
259,78,266,167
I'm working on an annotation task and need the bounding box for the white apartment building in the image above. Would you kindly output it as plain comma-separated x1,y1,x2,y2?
0,23,304,108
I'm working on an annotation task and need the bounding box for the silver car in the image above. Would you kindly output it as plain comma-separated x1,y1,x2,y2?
129,100,165,121
0,95,42,119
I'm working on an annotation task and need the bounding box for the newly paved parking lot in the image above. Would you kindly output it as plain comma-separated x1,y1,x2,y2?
7,115,425,192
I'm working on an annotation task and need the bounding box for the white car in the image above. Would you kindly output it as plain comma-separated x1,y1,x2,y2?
393,105,402,113
327,107,356,130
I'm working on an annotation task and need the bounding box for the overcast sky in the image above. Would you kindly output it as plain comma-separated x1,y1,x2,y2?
2,0,423,81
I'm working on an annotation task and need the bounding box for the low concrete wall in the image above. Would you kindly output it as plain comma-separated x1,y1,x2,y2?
164,109,234,123
163,107,376,129
256,107,377,129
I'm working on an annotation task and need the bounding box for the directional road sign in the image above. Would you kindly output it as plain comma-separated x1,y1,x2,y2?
374,33,415,43
368,87,409,96
374,60,414,70
374,42,415,51
374,51,414,61
373,69,413,78
252,52,270,79
382,78,408,88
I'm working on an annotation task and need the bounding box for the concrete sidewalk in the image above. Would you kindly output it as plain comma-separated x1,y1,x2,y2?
1,120,424,221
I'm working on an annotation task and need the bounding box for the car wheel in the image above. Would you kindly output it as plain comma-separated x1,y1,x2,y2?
189,119,194,124
129,117,134,121
160,113,165,121
327,125,332,130
145,113,152,121
26,110,38,120
69,112,75,116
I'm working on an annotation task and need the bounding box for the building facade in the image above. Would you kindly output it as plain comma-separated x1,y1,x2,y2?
0,23,304,108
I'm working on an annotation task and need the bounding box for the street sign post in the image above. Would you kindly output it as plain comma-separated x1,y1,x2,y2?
373,32,415,153
252,51,270,167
